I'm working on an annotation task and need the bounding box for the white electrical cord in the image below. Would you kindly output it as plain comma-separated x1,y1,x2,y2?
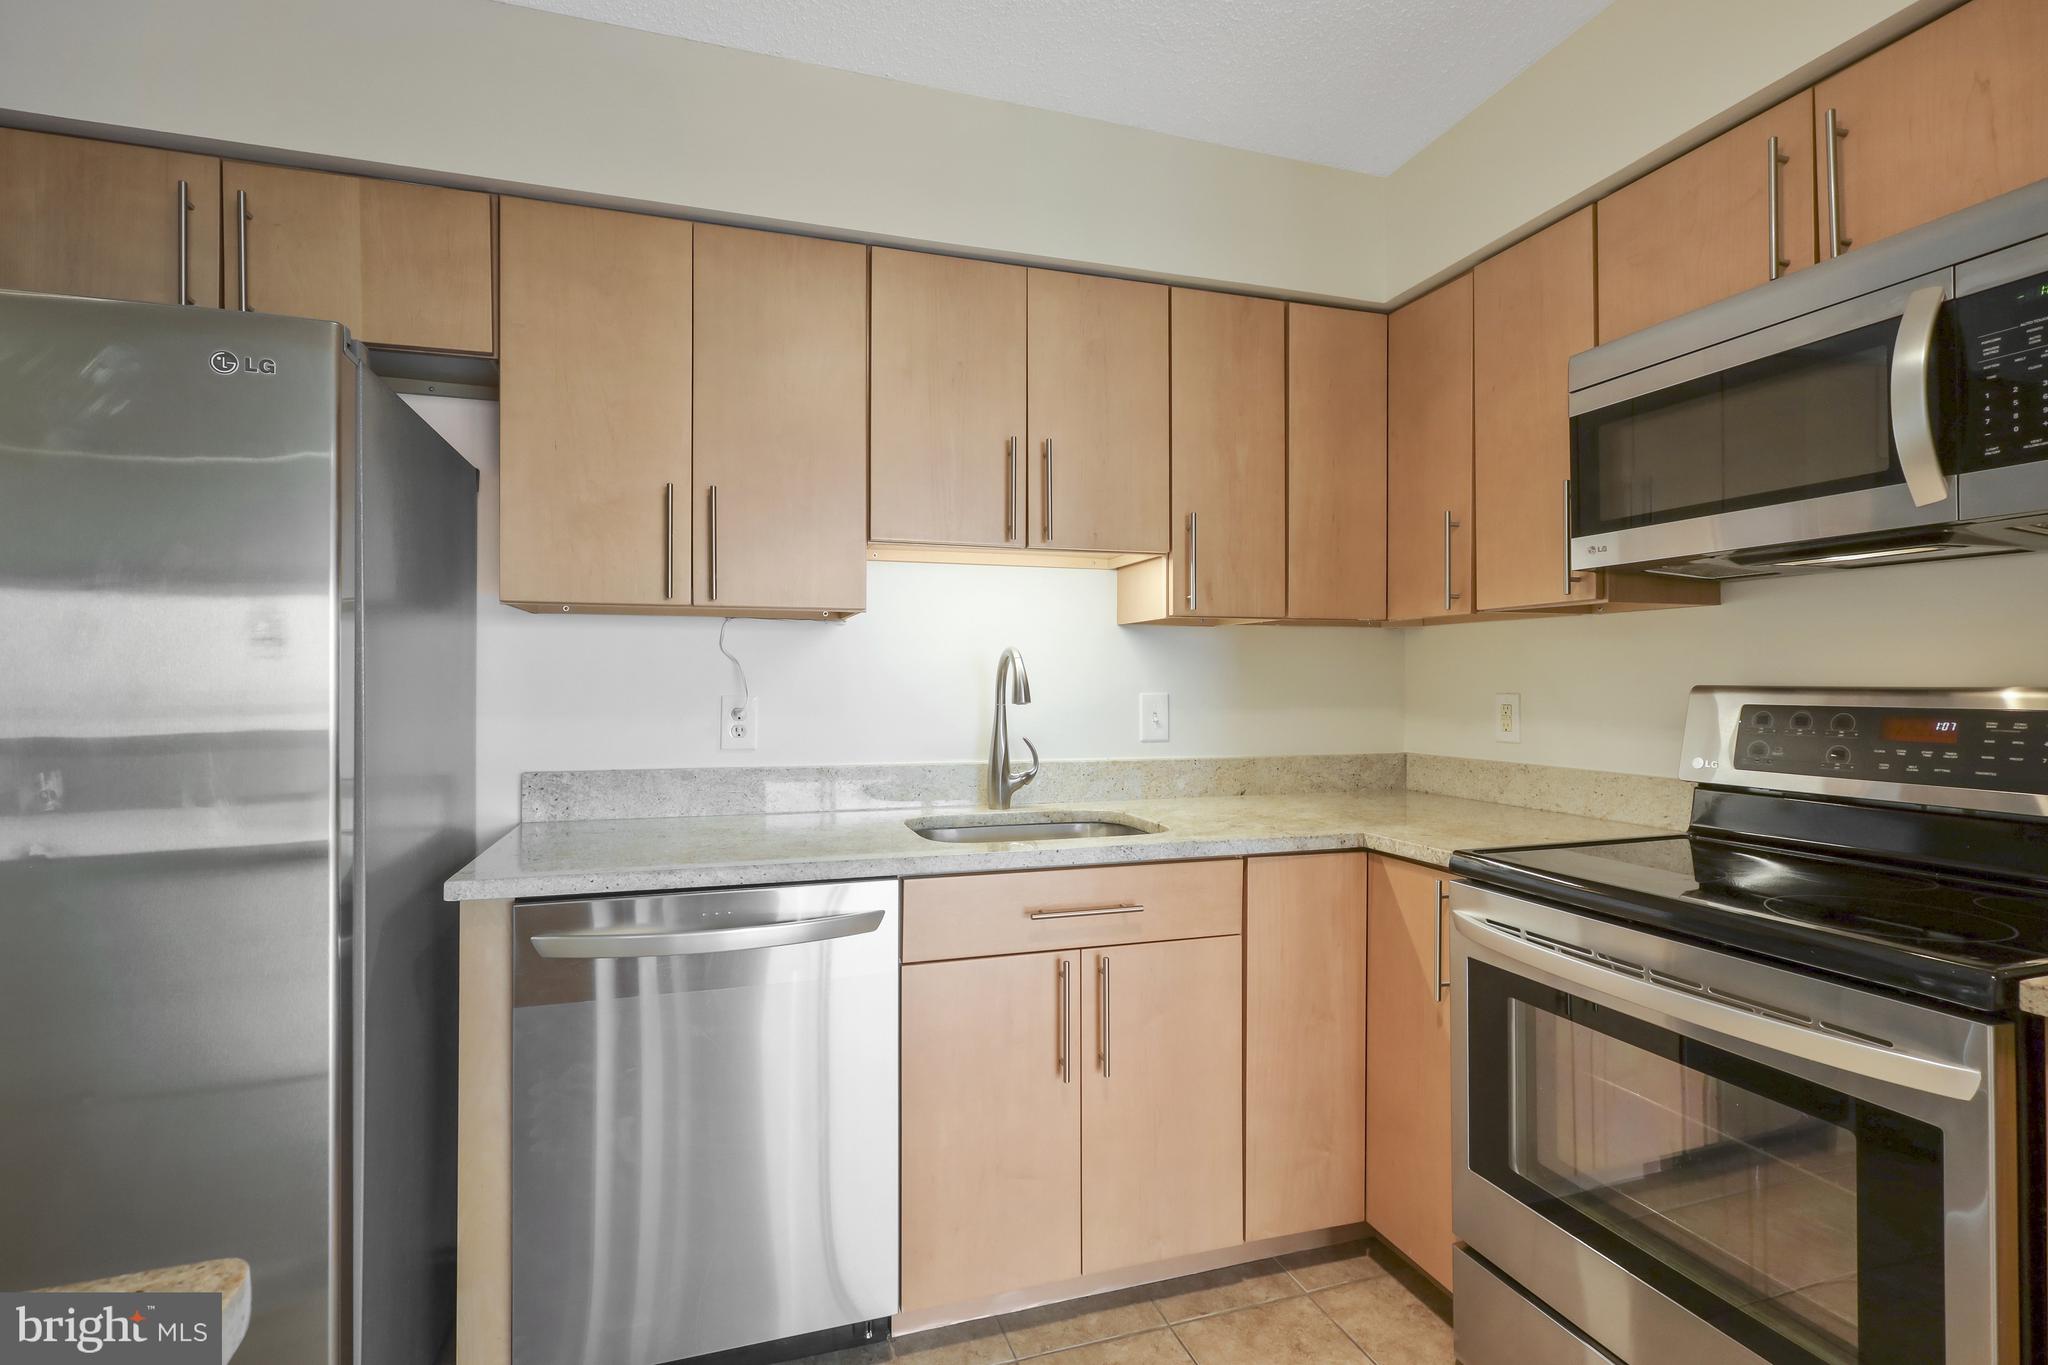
717,617,751,700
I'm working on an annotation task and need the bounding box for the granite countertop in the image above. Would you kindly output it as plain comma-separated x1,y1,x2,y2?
2022,978,2048,1019
46,1257,251,1361
445,789,1674,902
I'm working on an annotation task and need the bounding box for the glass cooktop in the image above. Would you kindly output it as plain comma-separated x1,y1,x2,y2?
1451,834,2048,1012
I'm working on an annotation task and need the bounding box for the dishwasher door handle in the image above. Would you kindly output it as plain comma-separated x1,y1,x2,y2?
530,908,888,959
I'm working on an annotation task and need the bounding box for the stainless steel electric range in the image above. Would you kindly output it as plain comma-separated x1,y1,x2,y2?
1448,687,2048,1365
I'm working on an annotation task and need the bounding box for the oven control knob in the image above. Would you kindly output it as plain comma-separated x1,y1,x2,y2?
1830,712,1856,735
1752,710,1775,731
1746,740,1772,761
1825,745,1852,767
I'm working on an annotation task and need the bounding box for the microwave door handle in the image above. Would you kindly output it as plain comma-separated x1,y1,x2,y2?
1452,909,1982,1102
1890,283,1950,507
530,908,886,958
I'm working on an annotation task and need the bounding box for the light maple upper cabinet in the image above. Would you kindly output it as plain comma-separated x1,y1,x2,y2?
1814,0,2048,260
498,198,691,611
1287,305,1388,623
1596,92,1816,342
901,950,1081,1312
1026,269,1171,555
0,128,220,307
1365,855,1456,1288
1245,853,1367,1242
1386,276,1474,623
692,225,869,615
221,161,493,353
1081,934,1244,1272
870,248,1027,549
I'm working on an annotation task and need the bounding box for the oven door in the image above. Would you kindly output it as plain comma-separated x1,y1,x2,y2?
1568,270,1961,574
1450,884,2016,1365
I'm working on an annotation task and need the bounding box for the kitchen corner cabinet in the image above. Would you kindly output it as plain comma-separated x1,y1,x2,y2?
1813,0,2048,260
220,161,493,353
1386,276,1475,623
498,197,692,610
1245,854,1367,1241
0,128,221,307
1365,855,1456,1288
1596,91,1816,342
1286,305,1388,623
691,225,869,615
870,248,1028,549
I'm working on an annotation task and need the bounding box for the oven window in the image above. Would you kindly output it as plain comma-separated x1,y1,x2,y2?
1571,317,1904,538
1468,962,1945,1365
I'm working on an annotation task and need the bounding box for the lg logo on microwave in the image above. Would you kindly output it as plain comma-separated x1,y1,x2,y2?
1583,542,1611,556
209,350,276,376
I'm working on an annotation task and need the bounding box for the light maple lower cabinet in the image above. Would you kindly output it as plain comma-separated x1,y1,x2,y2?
1387,276,1475,623
1245,853,1367,1240
221,160,494,353
1365,855,1456,1288
901,950,1081,1311
0,127,220,308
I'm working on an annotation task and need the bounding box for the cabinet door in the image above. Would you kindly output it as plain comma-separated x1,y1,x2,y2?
1815,0,2048,258
0,129,220,307
1287,305,1388,623
1386,276,1474,622
692,225,868,613
1026,269,1170,555
902,951,1081,1312
1245,854,1367,1241
1476,209,1599,612
1365,857,1455,1288
1596,92,1816,341
498,198,691,609
222,161,493,353
870,248,1027,548
1081,936,1243,1272
1169,288,1287,620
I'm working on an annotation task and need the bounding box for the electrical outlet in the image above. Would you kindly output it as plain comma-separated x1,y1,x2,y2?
1494,692,1522,744
1139,692,1170,743
721,694,759,751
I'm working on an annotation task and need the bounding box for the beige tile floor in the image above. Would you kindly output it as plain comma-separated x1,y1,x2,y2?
787,1241,1454,1365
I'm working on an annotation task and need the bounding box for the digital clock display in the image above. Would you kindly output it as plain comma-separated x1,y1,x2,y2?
1882,716,1962,742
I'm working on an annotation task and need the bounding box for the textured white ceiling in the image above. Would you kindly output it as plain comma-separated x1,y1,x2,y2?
494,0,1615,176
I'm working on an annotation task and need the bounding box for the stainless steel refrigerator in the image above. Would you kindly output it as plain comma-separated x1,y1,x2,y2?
0,290,476,1363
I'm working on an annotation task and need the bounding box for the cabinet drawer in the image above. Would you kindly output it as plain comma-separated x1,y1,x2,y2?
903,859,1243,962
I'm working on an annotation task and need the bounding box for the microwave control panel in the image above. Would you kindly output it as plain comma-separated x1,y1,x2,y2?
1732,704,2048,794
1958,268,2048,471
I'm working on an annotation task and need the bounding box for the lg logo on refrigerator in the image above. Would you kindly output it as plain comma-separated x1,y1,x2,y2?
209,350,276,376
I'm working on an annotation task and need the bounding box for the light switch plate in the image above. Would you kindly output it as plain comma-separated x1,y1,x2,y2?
1139,692,1170,743
1494,693,1522,744
721,694,759,751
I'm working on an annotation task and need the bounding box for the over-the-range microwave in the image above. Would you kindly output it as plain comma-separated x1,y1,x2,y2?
1568,179,2048,579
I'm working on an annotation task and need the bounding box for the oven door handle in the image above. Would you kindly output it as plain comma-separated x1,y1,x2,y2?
1889,282,1950,508
1454,910,1982,1102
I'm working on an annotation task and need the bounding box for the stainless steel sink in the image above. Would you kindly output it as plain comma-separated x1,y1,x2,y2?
908,814,1158,843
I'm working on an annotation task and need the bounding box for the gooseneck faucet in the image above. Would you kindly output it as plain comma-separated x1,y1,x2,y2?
987,647,1040,809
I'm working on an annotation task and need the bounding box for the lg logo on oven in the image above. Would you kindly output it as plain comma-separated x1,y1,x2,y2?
209,350,276,376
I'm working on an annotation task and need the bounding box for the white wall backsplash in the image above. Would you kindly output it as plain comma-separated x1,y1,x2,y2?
402,398,1407,838
1401,553,2048,778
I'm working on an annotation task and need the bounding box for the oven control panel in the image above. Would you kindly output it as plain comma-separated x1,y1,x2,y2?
1958,268,2048,471
1730,703,2048,793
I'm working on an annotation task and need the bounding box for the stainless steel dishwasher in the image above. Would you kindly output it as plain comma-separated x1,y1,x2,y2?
510,880,900,1365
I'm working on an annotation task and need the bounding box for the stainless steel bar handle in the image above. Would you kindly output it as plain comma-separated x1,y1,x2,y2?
1042,438,1053,540
1186,512,1199,614
707,484,720,602
1454,909,1981,1101
1442,511,1462,612
1027,903,1145,920
1434,880,1449,1003
1058,958,1072,1083
1766,135,1790,281
176,179,191,305
530,908,886,959
1824,108,1849,259
1005,436,1017,542
663,483,675,600
1098,955,1111,1077
1890,283,1952,507
1561,479,1578,600
236,189,250,311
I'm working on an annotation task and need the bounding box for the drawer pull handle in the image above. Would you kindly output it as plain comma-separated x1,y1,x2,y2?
1027,902,1145,920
